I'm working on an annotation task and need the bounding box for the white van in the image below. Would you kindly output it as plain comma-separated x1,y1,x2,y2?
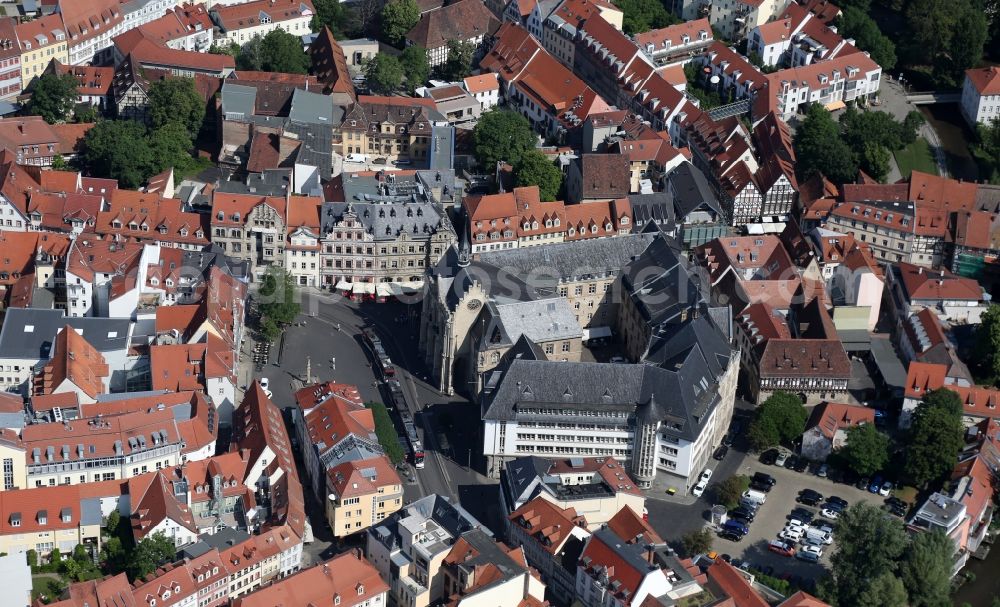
346,153,369,163
805,526,833,545
742,488,767,505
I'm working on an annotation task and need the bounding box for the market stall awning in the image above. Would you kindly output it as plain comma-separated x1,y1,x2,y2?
825,100,846,111
352,282,375,295
376,284,393,297
335,280,352,290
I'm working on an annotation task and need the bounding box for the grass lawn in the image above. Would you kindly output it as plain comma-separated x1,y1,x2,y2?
895,138,938,177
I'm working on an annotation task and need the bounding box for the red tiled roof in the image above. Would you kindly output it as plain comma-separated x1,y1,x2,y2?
966,66,1000,96
14,12,65,53
303,385,374,449
309,27,355,97
285,195,322,232
509,497,587,555
215,0,315,31
758,339,851,379
95,189,208,246
606,505,663,544
895,262,984,302
806,401,875,440
326,456,400,499
230,552,388,607
952,210,997,250
635,18,712,50
464,73,499,94
0,484,90,536
37,325,110,399
405,0,499,51
211,192,287,227
706,558,769,607
130,38,235,74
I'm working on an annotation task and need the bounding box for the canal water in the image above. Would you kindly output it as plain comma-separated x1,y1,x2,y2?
952,543,1000,606
918,103,980,182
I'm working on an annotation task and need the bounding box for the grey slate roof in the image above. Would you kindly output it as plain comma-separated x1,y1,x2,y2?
0,309,131,360
480,298,582,351
667,162,724,221
339,170,463,205
220,83,256,118
216,169,291,197
321,200,452,242
621,234,707,327
289,88,342,125
478,233,656,284
628,192,676,234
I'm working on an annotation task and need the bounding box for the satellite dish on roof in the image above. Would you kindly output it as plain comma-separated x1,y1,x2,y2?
710,75,720,84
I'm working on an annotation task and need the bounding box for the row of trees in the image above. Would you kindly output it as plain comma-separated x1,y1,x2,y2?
364,41,476,95
821,503,954,607
473,110,563,201
77,76,207,188
257,267,302,341
793,104,924,183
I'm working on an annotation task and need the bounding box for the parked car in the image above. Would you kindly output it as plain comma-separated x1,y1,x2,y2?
345,153,369,163
794,458,809,473
775,450,790,467
799,544,823,558
752,472,776,487
784,454,798,469
868,476,884,494
692,480,708,497
879,481,893,497
821,501,844,514
797,489,823,506
790,508,815,522
787,517,807,528
750,480,773,493
722,434,734,447
719,529,744,542
724,519,750,535
760,449,779,465
821,507,841,519
700,468,713,483
730,507,756,522
713,445,729,461
827,496,848,508
768,540,796,557
795,550,820,563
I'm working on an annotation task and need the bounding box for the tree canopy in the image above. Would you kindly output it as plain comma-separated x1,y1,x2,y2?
713,475,750,509
365,54,404,95
514,150,563,201
27,72,80,124
613,0,679,35
973,119,1000,185
381,0,420,47
311,0,359,38
825,503,909,606
473,110,537,169
836,7,896,70
80,121,157,189
679,529,713,558
259,29,310,74
258,267,301,340
747,391,808,451
793,103,858,184
903,0,987,87
899,530,955,607
400,45,431,92
439,40,476,82
148,77,206,139
974,303,1000,383
855,572,909,607
904,388,965,487
840,423,890,477
127,533,177,582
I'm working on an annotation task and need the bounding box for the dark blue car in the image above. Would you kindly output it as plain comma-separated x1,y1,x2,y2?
724,519,749,535
869,475,883,494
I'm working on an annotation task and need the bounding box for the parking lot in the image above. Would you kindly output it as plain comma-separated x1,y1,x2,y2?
712,456,889,579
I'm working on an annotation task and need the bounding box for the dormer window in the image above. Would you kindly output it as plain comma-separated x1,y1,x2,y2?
112,219,122,228
553,218,560,226
357,584,364,596
216,211,223,220
180,228,188,237
334,596,341,606
150,277,159,286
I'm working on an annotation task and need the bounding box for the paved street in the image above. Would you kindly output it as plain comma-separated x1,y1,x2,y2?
250,290,502,549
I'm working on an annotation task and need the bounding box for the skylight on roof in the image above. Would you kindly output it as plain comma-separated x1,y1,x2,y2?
108,331,118,338
24,325,33,333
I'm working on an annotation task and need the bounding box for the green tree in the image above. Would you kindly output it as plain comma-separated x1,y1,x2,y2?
747,391,808,451
259,29,310,74
209,41,241,57
311,1,352,38
149,122,197,174
899,530,954,607
840,423,890,477
106,510,121,535
514,150,562,201
365,54,404,94
439,40,475,81
713,475,750,509
80,120,156,189
827,503,908,606
860,142,892,182
381,0,420,47
974,303,1000,383
613,0,679,35
26,549,37,568
905,0,987,87
236,35,264,71
905,388,965,487
366,401,406,463
400,45,431,91
793,103,857,184
258,267,301,327
856,572,909,607
49,548,61,564
74,103,99,124
27,72,80,124
836,7,896,70
148,77,206,139
473,109,536,169
72,544,89,563
679,528,713,557
974,118,1000,184
127,532,177,582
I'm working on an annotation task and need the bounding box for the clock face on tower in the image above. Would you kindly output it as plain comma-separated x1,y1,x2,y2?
467,299,482,311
